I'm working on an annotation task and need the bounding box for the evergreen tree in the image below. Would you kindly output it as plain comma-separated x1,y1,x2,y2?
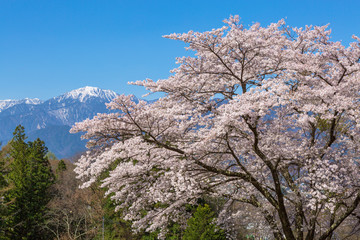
55,159,67,177
4,125,55,239
0,144,10,239
182,204,227,240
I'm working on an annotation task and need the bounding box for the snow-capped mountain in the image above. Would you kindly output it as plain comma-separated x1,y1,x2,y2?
44,86,119,126
54,86,118,103
0,98,43,112
0,86,120,159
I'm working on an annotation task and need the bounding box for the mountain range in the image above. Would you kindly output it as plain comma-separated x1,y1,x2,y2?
0,86,125,159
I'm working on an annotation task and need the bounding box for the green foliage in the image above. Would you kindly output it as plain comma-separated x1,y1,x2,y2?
165,222,182,240
0,144,9,238
141,230,159,240
0,145,8,191
182,204,227,240
141,203,226,240
139,221,183,240
2,125,55,239
96,196,135,240
55,159,67,176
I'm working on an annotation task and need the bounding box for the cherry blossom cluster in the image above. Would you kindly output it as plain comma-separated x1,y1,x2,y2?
71,16,360,239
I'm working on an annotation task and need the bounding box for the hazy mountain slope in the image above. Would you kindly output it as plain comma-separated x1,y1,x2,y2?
27,125,87,159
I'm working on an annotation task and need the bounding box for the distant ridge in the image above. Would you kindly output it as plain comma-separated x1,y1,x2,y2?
0,98,43,112
0,86,120,159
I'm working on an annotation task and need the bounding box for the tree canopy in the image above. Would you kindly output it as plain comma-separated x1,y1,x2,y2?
71,16,360,239
3,125,55,239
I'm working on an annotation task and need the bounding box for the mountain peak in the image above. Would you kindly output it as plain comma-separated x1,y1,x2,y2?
57,86,118,102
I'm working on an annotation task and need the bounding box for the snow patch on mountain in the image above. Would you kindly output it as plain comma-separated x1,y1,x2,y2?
55,86,118,103
0,98,43,112
24,98,43,105
36,122,47,130
48,108,70,125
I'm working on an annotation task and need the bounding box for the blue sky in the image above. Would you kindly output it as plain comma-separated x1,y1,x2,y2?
1,0,359,100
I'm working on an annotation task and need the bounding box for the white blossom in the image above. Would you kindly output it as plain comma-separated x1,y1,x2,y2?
71,16,360,240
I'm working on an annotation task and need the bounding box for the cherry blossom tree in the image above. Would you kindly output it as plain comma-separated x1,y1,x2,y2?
71,16,360,239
